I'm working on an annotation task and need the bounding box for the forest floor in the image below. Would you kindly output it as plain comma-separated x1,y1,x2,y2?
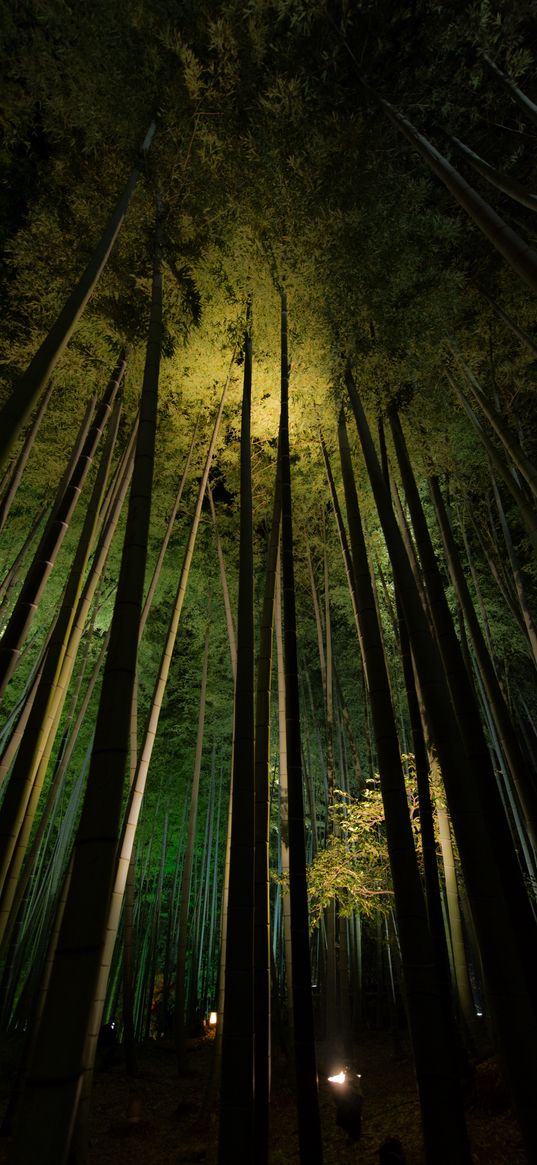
0,1027,527,1164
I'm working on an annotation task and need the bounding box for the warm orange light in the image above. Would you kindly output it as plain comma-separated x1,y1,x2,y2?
328,1071,346,1084
209,1011,218,1026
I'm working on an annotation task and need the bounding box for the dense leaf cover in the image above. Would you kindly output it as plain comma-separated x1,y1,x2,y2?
0,7,536,1143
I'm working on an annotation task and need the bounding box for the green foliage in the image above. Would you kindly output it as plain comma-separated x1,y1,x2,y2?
306,787,392,927
1,0,536,943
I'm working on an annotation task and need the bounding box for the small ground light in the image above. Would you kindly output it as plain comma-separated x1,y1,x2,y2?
329,1069,363,1141
209,1011,218,1026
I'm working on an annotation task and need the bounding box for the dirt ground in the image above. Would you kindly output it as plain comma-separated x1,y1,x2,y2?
0,1029,527,1164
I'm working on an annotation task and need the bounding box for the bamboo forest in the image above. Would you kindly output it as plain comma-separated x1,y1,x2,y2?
1,2,537,1162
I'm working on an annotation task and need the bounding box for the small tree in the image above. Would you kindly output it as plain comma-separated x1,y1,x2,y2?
307,786,392,929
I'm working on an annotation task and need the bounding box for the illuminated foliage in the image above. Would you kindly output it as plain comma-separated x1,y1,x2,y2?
307,787,392,926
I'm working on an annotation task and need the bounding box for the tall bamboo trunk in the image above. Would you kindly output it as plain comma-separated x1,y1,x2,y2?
95,357,233,1086
275,558,293,1042
0,385,123,931
491,473,537,669
361,80,537,292
279,289,323,1165
0,504,47,612
389,408,537,894
253,444,281,1164
376,421,457,1042
467,506,525,633
139,414,199,640
436,801,478,1038
346,367,537,1158
447,369,537,555
218,306,255,1163
175,616,210,1062
0,380,55,534
450,134,537,213
207,485,237,681
0,123,155,473
11,205,162,1165
0,352,126,697
448,342,537,499
0,393,94,692
430,474,537,849
473,283,537,359
482,52,537,126
338,405,471,1164
319,428,364,657
322,541,340,1063
0,627,111,983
